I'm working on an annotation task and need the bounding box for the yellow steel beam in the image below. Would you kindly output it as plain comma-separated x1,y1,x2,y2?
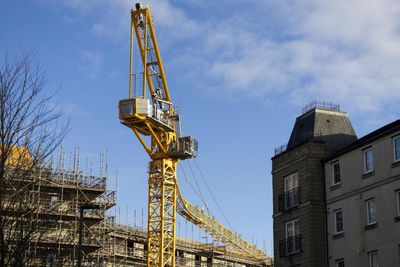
144,122,167,155
129,13,134,99
131,9,155,98
147,11,171,102
132,128,152,157
147,159,177,267
175,183,272,265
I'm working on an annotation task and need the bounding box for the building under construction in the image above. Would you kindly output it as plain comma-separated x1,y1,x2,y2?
1,149,116,266
2,149,267,266
100,224,268,267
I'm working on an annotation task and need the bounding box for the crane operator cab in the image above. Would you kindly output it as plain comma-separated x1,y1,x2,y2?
119,98,174,130
118,97,198,160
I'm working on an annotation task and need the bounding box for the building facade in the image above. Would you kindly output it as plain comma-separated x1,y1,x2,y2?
272,102,400,267
324,120,400,267
272,103,357,267
272,141,327,267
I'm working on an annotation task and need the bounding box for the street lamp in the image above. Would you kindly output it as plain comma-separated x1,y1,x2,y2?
77,203,100,267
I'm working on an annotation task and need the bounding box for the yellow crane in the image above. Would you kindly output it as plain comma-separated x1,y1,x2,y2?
118,3,272,267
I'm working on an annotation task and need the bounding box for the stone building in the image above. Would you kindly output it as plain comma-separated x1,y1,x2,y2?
324,120,400,267
271,102,357,267
272,101,400,267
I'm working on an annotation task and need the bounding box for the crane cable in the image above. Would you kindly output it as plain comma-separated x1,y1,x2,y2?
178,163,211,215
193,159,235,232
186,161,205,205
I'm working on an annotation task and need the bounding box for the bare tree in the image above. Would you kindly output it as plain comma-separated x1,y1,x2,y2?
0,50,69,266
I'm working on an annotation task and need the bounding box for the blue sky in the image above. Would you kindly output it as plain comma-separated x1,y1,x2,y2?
1,0,400,255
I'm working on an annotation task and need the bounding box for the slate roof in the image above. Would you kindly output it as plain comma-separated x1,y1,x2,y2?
324,119,400,162
287,108,358,156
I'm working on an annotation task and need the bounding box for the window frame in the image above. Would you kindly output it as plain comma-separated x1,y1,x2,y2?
366,198,377,226
335,259,344,267
331,161,341,185
285,219,299,239
284,172,299,192
283,173,300,210
334,209,344,234
396,190,400,217
363,147,374,174
284,219,300,255
394,135,400,162
368,250,378,267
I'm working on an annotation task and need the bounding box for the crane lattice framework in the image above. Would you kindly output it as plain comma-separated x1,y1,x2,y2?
118,3,272,267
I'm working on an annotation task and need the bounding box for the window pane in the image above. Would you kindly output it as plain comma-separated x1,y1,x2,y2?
284,173,299,192
397,191,400,217
336,260,344,267
335,210,343,233
286,222,293,237
332,163,341,184
368,252,378,267
364,149,374,172
285,220,300,255
294,220,299,234
367,199,376,224
293,173,299,188
285,220,299,237
284,176,290,191
395,137,400,161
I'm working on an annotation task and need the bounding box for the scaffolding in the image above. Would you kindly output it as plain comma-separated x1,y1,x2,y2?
2,148,116,266
98,223,265,267
3,147,266,266
34,151,116,265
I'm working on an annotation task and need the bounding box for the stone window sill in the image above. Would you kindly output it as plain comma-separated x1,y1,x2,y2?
392,161,400,168
362,170,375,179
365,223,378,231
332,232,344,240
330,183,342,191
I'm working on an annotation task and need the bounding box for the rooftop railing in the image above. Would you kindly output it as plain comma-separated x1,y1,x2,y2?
274,144,287,156
302,100,340,114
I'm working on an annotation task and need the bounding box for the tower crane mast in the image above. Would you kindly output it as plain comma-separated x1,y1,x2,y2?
118,3,272,267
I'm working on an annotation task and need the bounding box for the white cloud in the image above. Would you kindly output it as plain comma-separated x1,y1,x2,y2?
56,0,400,119
200,0,400,116
79,50,104,77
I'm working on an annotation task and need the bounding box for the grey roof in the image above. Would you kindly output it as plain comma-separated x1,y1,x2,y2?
324,119,400,162
287,108,358,156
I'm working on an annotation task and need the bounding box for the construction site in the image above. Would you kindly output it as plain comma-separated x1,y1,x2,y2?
1,148,269,266
0,2,272,267
3,1,400,267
